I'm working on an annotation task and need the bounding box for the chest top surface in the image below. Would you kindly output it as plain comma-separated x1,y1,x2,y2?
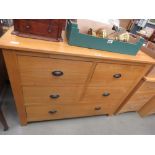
0,27,155,64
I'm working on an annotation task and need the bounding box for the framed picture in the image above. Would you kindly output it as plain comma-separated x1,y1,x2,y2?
148,19,155,25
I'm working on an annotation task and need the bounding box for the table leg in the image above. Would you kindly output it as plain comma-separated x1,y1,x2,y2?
0,108,9,131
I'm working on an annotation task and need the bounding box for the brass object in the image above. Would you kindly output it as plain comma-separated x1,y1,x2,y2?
87,28,96,37
118,32,130,42
96,28,107,38
87,27,130,42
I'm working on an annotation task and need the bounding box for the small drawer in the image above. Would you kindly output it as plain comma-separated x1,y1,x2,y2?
89,62,145,87
17,20,32,33
29,22,59,38
23,86,84,106
82,86,127,102
17,56,92,86
26,104,108,122
81,86,127,114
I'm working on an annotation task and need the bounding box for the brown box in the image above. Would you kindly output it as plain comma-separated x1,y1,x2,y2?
12,19,66,42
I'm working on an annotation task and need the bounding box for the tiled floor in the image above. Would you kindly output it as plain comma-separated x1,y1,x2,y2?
1,88,155,135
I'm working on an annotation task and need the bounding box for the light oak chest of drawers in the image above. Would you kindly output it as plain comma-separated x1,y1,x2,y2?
0,28,155,125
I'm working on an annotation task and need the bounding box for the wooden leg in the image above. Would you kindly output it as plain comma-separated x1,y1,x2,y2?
0,108,9,131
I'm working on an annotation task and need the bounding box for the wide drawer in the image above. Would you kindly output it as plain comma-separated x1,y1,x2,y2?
26,104,108,122
23,86,84,105
17,56,92,86
89,62,144,87
81,86,127,114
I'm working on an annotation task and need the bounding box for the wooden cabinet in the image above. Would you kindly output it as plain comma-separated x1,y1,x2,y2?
13,19,66,41
0,28,155,125
118,78,155,113
117,43,155,115
139,96,155,117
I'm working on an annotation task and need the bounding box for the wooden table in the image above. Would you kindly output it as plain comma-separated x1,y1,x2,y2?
0,27,155,125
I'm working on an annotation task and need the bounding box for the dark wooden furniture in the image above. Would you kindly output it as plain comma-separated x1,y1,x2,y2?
0,21,3,36
0,22,9,130
0,86,8,131
0,51,9,131
12,19,66,41
149,30,155,43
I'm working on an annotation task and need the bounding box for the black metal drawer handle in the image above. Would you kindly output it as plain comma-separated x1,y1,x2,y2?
102,92,110,97
52,70,63,76
113,73,121,78
48,110,57,114
94,107,101,111
49,94,60,99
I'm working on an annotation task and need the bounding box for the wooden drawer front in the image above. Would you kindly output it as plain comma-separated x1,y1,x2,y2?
119,81,155,113
16,20,59,38
26,104,108,122
23,86,83,106
27,19,59,26
81,86,127,114
139,96,155,117
89,62,144,87
18,56,92,86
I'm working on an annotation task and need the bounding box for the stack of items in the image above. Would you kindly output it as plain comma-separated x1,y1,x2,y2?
87,26,130,42
66,19,144,55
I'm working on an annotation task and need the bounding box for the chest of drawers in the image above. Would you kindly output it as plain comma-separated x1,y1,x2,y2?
13,19,66,41
0,28,155,125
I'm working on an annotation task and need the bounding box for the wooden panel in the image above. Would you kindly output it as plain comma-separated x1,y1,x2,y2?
81,86,127,115
2,50,27,125
147,66,155,78
17,55,93,86
23,86,84,105
119,19,132,30
17,20,59,37
26,104,108,122
138,96,155,117
142,42,155,78
118,80,155,113
89,62,145,87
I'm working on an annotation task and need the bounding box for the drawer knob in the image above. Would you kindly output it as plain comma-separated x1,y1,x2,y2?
48,110,57,114
113,73,121,78
50,94,60,99
48,29,52,33
26,25,30,29
52,70,63,76
102,92,110,96
95,107,101,111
